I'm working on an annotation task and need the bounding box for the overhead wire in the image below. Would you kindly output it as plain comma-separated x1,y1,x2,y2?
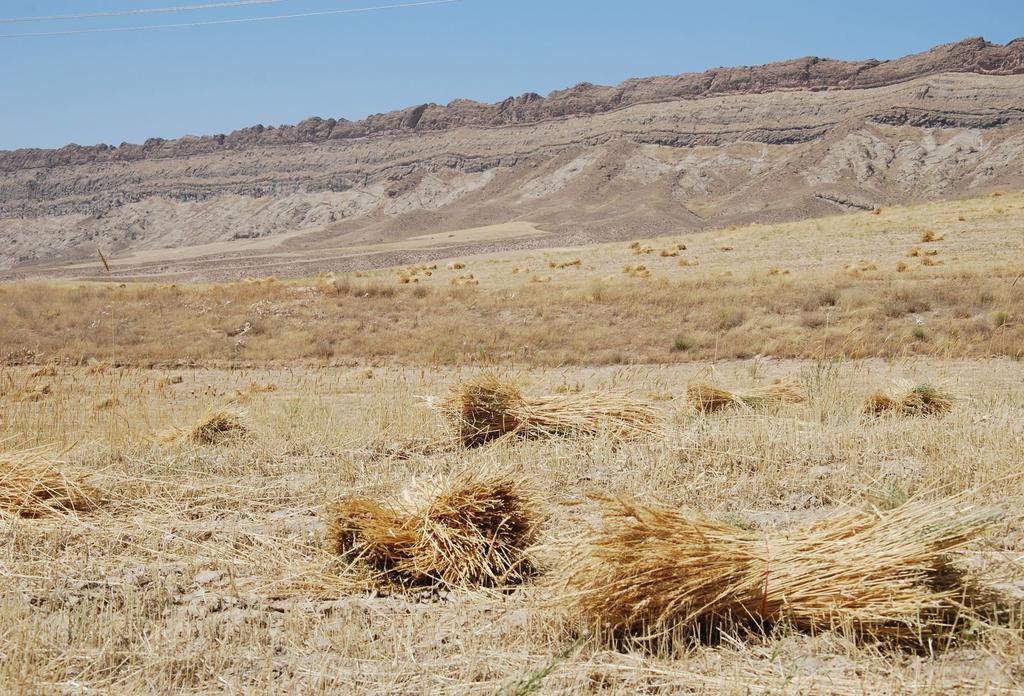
0,1,291,24
0,0,460,38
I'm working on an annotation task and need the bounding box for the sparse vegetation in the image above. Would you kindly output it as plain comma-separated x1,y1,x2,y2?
2,195,1023,367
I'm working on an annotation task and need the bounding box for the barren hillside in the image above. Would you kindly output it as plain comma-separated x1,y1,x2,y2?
2,36,1023,277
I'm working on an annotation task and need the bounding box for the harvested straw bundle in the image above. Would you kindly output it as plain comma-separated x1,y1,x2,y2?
85,361,109,375
0,448,104,517
688,378,804,414
863,392,897,415
686,383,735,413
563,497,996,643
440,373,658,447
863,384,954,416
327,471,541,588
10,383,51,403
191,408,250,444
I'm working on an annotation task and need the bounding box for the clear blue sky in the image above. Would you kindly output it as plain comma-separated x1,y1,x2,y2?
2,0,1022,151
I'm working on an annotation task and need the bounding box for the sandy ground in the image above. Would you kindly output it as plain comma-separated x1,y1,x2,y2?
3,220,552,283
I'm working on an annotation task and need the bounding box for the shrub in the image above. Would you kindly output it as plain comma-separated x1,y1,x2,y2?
717,309,748,331
800,288,839,312
800,310,827,329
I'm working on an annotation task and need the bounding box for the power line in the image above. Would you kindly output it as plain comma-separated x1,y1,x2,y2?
0,0,461,38
0,1,290,24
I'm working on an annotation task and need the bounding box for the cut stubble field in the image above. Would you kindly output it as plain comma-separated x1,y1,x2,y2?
2,361,1024,693
2,193,1024,694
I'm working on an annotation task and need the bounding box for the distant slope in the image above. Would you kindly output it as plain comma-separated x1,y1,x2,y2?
2,36,1023,275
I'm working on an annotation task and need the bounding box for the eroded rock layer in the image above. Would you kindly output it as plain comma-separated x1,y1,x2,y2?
2,37,1024,272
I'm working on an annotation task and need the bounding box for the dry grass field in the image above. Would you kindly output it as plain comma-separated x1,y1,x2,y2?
3,193,1024,694
2,193,1023,367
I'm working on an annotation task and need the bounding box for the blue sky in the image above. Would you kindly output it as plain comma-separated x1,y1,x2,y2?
2,0,1022,150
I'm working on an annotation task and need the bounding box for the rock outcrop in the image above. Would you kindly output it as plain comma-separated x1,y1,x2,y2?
2,37,1024,274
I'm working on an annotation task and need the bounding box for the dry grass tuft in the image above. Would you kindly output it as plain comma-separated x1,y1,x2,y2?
450,273,479,286
187,408,251,445
623,265,650,279
0,448,105,518
367,436,455,461
326,471,542,588
439,373,658,447
93,397,119,411
688,379,804,413
10,383,51,402
562,496,999,643
863,384,955,416
29,365,57,378
549,258,582,269
85,360,109,375
845,260,878,274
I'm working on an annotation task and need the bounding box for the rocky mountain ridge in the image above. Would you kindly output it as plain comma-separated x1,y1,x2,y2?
2,36,1024,277
4,36,1023,172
